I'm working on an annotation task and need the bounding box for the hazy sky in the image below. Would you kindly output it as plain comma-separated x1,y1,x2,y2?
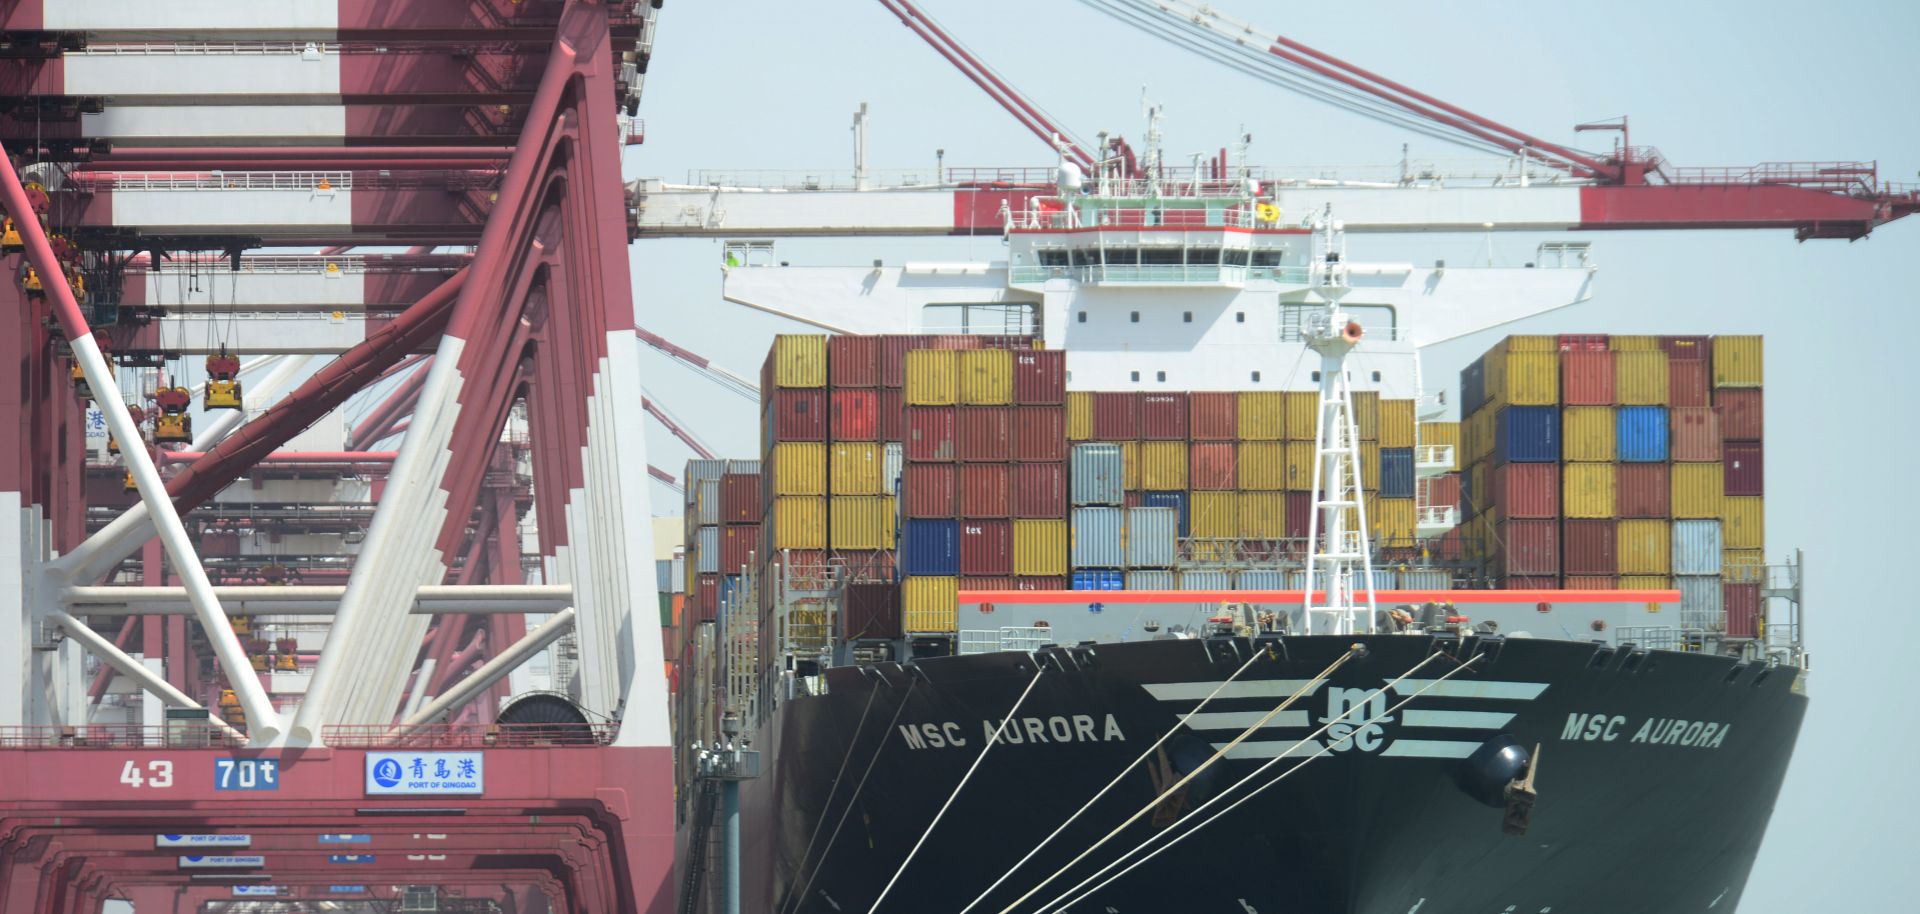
619,1,1920,910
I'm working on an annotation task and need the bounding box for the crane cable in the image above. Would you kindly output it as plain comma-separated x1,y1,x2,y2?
1034,651,1481,914
864,664,1047,914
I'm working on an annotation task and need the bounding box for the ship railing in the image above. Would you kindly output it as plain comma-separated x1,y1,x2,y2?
1414,444,1456,472
1416,505,1458,528
321,723,615,748
1667,160,1880,194
70,40,343,56
685,168,954,190
1007,264,1311,286
0,723,248,749
70,171,499,192
1006,205,1277,231
958,627,1057,656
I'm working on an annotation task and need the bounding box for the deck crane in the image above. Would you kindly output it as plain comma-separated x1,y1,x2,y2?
631,0,1918,240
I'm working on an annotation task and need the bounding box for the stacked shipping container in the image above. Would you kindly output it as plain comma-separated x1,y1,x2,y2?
1459,334,1766,635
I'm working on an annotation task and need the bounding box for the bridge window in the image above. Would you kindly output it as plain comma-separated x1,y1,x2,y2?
1187,247,1221,266
1038,249,1070,267
1139,248,1183,266
1251,250,1285,267
1224,249,1252,267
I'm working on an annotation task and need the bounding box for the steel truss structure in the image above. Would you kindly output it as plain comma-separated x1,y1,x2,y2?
1,2,673,911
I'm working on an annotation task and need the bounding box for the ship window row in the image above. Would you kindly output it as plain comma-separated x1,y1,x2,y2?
1036,247,1285,267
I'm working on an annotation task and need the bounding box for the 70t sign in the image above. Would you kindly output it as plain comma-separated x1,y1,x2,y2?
114,758,280,791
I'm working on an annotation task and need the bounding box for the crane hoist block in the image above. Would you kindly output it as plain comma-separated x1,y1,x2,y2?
206,353,242,378
274,654,298,672
153,412,191,443
22,266,44,297
154,386,192,412
121,469,136,492
0,218,21,253
249,654,270,672
205,379,243,410
230,617,251,636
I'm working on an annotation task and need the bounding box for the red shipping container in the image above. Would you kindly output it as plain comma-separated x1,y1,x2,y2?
1493,520,1560,575
721,524,761,573
765,389,827,442
1669,359,1710,408
957,463,1011,517
1093,391,1140,440
831,389,880,442
1489,463,1560,519
1564,575,1619,590
1189,392,1238,440
1189,443,1236,490
1139,393,1190,440
695,573,719,623
1560,351,1615,406
1123,491,1146,509
1558,334,1609,352
1286,491,1313,540
1724,442,1764,496
960,576,1018,592
902,464,956,517
833,549,897,583
879,334,924,388
904,407,956,461
1015,576,1069,591
843,582,902,639
720,473,760,524
1615,463,1670,518
879,388,905,442
1669,407,1721,462
1561,519,1618,576
1659,335,1711,361
1724,583,1762,638
928,334,984,351
829,334,881,387
1418,474,1462,512
1010,463,1067,518
1501,576,1562,590
1011,406,1067,462
958,519,1014,576
1714,389,1763,441
955,407,1012,462
1012,349,1067,405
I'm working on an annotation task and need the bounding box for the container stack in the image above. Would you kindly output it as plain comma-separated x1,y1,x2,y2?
682,458,728,623
824,333,899,644
1460,333,1766,628
761,334,830,611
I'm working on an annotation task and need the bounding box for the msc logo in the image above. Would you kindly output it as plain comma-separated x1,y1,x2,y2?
1322,686,1392,753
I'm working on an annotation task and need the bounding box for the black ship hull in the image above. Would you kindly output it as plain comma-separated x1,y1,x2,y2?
703,635,1806,914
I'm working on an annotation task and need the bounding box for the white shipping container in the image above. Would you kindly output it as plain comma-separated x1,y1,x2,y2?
1235,569,1288,590
685,459,728,505
883,443,904,494
1071,444,1125,506
1671,519,1724,577
1071,507,1125,569
1126,507,1180,568
1677,575,1724,630
695,525,720,574
695,478,721,526
1397,569,1454,590
1125,570,1176,590
1178,570,1232,590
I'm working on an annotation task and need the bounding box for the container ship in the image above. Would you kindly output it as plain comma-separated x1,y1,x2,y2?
664,165,1807,914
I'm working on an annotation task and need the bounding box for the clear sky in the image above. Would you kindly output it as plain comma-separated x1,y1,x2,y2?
624,1,1919,910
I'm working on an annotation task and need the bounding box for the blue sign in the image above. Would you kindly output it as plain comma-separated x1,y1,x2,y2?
328,854,376,864
178,855,266,869
156,834,251,849
318,834,371,845
214,758,280,791
329,886,368,894
364,751,483,795
231,886,285,897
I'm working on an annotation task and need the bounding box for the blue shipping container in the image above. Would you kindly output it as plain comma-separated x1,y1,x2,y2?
1072,570,1125,590
1494,406,1561,464
900,518,960,576
1070,443,1125,506
1616,406,1670,462
719,574,743,612
1379,448,1416,498
1071,507,1126,569
1140,491,1190,537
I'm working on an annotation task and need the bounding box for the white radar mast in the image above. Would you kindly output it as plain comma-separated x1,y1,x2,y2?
1301,210,1380,635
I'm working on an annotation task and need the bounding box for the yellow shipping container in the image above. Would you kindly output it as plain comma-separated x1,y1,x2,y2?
1562,407,1616,462
1486,350,1559,406
1723,549,1767,583
1238,392,1286,440
1712,335,1764,388
1671,463,1724,519
769,334,827,388
1376,497,1416,543
830,442,885,495
1237,491,1286,538
1380,399,1416,449
1140,441,1188,490
1352,391,1381,441
1722,497,1764,550
772,496,827,550
1118,440,1140,491
1619,575,1672,591
1067,391,1093,440
1284,391,1318,440
1563,462,1618,518
769,442,826,496
1500,335,1559,353
1186,540,1234,563
1469,461,1488,516
904,349,958,405
1609,335,1659,351
903,576,959,632
1360,442,1381,494
1470,408,1497,463
1190,491,1238,539
1285,441,1315,492
958,349,1014,405
830,495,895,549
1237,441,1287,491
1617,519,1671,575
1013,519,1069,576
1614,350,1670,405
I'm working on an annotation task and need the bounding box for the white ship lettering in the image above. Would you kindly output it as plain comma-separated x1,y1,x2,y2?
1559,713,1729,748
896,715,1125,750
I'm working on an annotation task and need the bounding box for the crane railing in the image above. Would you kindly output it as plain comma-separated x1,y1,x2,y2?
1666,160,1883,193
